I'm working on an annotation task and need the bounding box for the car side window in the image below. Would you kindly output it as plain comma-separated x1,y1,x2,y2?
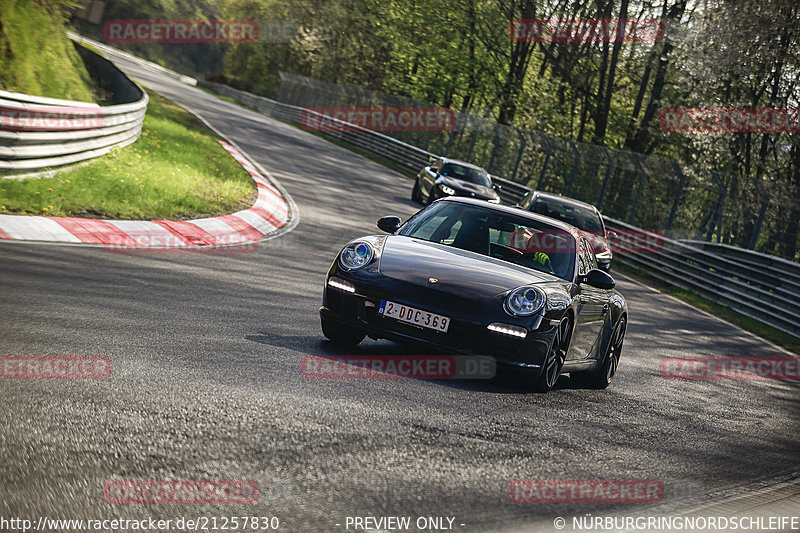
411,214,448,241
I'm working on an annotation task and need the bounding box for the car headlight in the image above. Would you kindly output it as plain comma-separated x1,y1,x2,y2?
440,184,456,195
339,241,374,270
504,286,545,317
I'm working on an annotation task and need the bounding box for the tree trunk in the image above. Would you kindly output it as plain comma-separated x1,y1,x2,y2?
626,1,686,154
593,0,628,144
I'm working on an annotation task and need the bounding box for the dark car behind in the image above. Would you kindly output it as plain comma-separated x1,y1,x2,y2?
413,157,501,205
517,190,614,271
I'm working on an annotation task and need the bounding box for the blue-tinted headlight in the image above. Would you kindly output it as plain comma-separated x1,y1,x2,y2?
504,286,545,316
340,241,374,270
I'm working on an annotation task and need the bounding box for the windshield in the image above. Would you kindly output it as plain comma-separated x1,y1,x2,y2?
398,202,576,281
531,196,604,232
439,163,492,187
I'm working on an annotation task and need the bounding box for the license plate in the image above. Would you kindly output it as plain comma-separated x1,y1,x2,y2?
378,300,450,333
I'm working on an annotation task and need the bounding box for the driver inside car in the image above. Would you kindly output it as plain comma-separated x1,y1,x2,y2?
507,227,555,271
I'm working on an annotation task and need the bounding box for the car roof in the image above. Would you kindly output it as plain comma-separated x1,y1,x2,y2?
532,190,599,212
437,157,487,172
437,197,580,235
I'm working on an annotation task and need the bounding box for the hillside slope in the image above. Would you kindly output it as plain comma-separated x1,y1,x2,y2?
0,0,95,101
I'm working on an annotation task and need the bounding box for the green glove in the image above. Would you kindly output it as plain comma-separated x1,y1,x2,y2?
533,252,550,265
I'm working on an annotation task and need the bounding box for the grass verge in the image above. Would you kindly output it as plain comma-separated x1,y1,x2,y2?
0,92,255,219
613,261,800,355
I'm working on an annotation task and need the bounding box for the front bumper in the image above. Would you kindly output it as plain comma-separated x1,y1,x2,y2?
321,279,558,370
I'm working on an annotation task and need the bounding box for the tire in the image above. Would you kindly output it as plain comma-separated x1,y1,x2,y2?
531,315,572,392
572,316,626,389
411,180,422,203
321,317,366,346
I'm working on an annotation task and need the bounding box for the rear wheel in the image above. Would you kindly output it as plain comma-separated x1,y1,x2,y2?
531,316,572,392
321,317,366,346
411,180,422,203
572,316,626,389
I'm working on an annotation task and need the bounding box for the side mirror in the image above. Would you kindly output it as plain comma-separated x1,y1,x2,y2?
607,231,618,242
377,216,402,234
577,268,615,290
493,183,502,191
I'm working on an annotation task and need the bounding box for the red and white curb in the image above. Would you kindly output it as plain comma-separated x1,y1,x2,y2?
0,141,289,247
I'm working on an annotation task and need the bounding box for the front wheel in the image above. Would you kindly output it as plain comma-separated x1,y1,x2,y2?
411,180,423,203
572,316,626,389
321,317,366,346
531,316,572,392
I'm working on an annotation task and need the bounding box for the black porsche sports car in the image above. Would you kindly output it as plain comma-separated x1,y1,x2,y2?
412,157,502,204
319,197,628,391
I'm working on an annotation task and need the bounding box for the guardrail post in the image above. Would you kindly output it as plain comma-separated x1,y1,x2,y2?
443,114,461,157
597,147,614,209
665,160,686,238
466,128,479,161
706,168,727,242
565,141,581,195
628,154,649,224
511,128,526,182
487,124,501,173
422,131,433,152
536,134,552,190
748,176,769,250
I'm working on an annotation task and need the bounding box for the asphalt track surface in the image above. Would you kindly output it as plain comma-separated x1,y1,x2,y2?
1,55,798,532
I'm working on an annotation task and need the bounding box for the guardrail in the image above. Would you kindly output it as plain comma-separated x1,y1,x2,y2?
604,219,800,338
679,240,800,287
0,43,147,172
202,81,435,173
200,81,800,340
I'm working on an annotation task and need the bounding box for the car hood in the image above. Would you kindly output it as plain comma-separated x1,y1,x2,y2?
440,177,499,200
378,236,558,299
